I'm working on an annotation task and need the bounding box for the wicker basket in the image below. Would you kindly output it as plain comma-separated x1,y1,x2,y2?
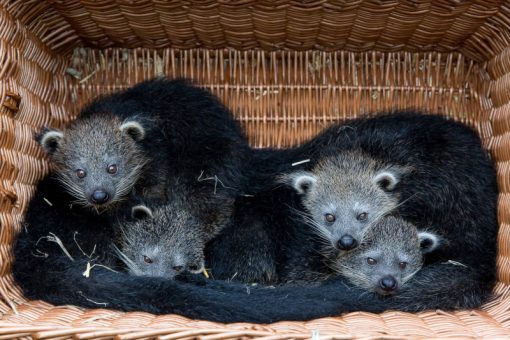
1,0,510,338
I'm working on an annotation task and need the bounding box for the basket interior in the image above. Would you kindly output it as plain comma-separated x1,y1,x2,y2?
1,1,510,338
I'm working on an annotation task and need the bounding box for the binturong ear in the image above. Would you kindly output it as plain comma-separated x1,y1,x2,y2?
286,172,317,195
120,120,145,141
418,231,442,254
36,128,64,155
373,165,411,191
131,205,153,220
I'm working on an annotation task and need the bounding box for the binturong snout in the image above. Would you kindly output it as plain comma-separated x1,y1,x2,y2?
336,234,359,251
379,275,398,294
91,189,110,204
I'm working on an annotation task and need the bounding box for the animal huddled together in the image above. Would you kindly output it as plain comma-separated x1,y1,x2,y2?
13,78,499,323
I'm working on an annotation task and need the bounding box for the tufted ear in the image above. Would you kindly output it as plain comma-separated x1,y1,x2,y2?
36,128,64,155
286,172,317,195
373,165,411,191
120,120,145,141
418,231,442,254
131,205,153,220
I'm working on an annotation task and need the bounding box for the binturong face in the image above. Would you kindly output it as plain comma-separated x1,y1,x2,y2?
37,114,147,211
114,203,208,279
284,151,411,253
334,215,441,295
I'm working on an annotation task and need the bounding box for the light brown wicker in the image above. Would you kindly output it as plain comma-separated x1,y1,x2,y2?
1,1,510,339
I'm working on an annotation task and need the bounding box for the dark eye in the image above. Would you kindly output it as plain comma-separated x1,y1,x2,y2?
76,169,86,179
357,212,368,221
107,164,118,174
399,261,408,270
324,214,336,223
143,255,153,264
367,257,377,265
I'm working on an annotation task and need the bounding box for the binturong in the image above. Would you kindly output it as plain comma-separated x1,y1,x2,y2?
334,215,441,296
37,114,147,210
114,204,207,279
114,181,234,279
35,78,249,212
283,150,410,252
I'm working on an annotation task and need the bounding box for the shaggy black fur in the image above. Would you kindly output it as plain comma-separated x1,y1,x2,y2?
36,78,250,208
15,109,498,323
207,112,499,311
11,176,378,323
14,177,486,324
79,78,249,190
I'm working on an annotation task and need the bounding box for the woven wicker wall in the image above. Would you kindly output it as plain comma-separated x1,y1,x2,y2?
1,0,510,339
65,48,486,147
3,0,509,61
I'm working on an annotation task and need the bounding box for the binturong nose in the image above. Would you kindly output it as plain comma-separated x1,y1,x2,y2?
379,275,398,292
90,190,109,204
172,262,205,274
337,234,358,250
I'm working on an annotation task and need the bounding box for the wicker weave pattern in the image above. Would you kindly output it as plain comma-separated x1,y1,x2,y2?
3,0,510,62
1,1,510,339
66,48,485,148
0,6,72,318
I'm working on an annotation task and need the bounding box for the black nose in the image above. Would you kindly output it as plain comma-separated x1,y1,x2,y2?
379,276,398,291
188,262,205,273
91,190,109,204
337,235,358,250
188,265,199,272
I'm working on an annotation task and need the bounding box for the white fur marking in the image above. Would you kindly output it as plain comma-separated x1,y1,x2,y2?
40,130,63,151
293,173,317,194
132,205,153,219
373,171,399,190
418,231,441,253
190,263,206,274
120,121,145,141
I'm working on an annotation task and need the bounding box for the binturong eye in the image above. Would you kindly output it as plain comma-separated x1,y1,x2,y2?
399,261,408,270
107,164,118,174
143,255,153,264
357,212,368,221
325,214,336,223
367,257,377,265
76,169,86,179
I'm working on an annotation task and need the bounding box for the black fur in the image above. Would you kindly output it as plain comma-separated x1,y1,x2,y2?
207,112,499,310
12,177,376,323
79,78,249,190
14,179,484,323
15,111,498,323
37,78,250,209
205,148,301,283
114,176,236,278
